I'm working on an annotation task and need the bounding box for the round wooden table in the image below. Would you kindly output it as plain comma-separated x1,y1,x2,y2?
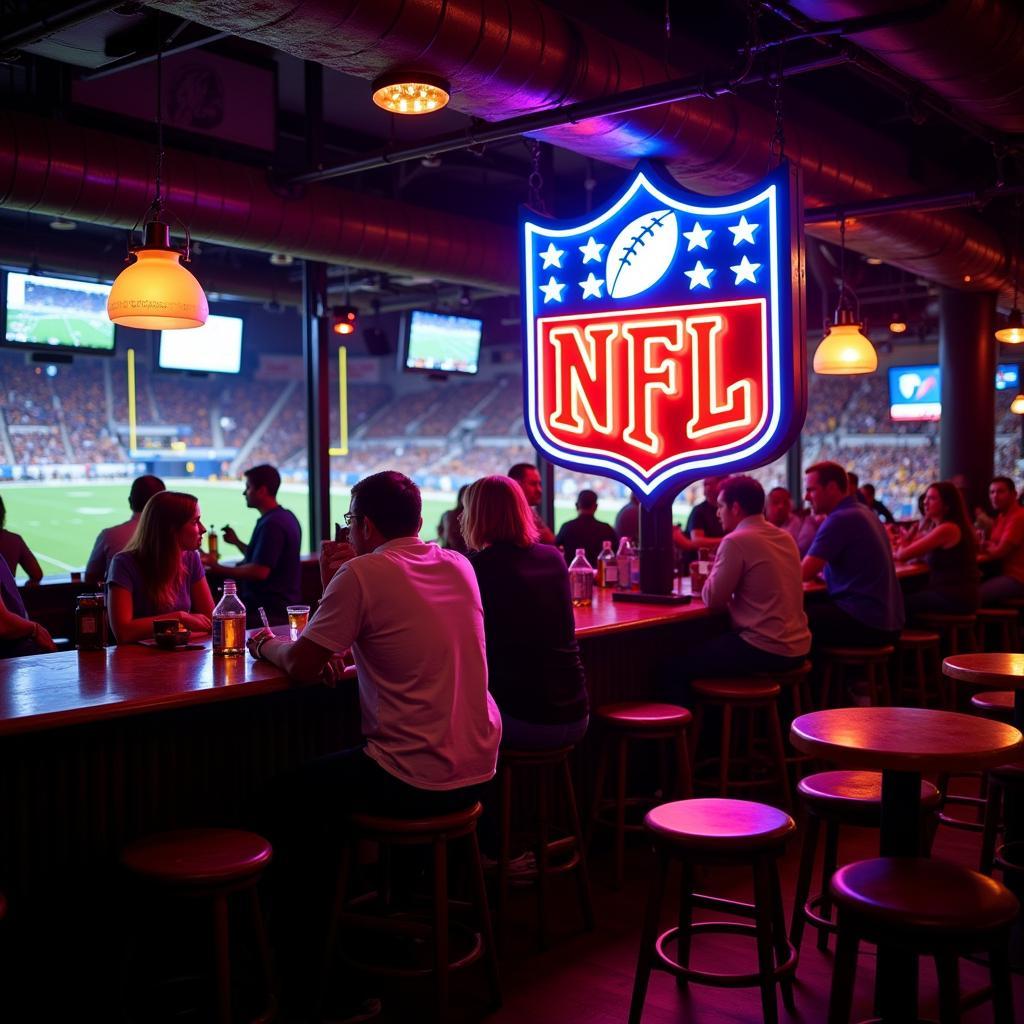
943,653,1024,728
791,706,1023,1022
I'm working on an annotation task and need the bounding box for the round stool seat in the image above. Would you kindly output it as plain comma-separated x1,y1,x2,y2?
819,645,895,660
500,744,573,766
597,702,692,729
755,660,812,681
645,798,795,852
918,613,977,625
898,629,941,647
352,801,482,838
977,607,1019,621
831,857,1019,934
799,770,941,819
972,690,1014,716
691,678,781,701
990,760,1024,782
121,828,272,886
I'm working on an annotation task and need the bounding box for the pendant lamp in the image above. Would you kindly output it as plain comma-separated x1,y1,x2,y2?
107,20,207,330
1011,392,1024,415
996,202,1023,344
813,218,877,375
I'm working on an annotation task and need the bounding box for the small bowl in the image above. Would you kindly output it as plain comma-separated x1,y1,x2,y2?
154,627,191,649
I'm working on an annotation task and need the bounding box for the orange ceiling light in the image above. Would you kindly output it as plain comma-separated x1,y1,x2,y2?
332,305,358,335
372,72,450,115
108,222,208,329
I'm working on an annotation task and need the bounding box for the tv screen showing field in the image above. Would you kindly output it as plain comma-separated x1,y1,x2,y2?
4,272,115,352
159,315,243,374
405,310,482,374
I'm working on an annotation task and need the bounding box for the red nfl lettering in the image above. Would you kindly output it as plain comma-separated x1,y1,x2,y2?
537,299,766,477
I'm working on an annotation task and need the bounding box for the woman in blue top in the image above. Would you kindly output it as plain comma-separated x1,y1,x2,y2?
107,491,214,644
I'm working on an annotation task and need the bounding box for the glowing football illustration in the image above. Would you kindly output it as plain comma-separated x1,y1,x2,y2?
606,209,679,299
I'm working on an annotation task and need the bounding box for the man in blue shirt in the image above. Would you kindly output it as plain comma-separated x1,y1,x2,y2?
802,460,904,647
205,464,302,626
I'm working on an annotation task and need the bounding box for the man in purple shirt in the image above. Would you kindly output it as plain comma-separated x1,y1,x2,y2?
802,461,904,647
84,474,165,586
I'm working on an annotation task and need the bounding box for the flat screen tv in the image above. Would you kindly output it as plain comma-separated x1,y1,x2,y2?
404,310,482,375
996,364,1020,391
2,271,116,354
889,363,1020,421
158,314,243,374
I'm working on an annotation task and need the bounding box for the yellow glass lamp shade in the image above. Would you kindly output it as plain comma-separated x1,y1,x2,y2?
371,72,450,115
995,309,1024,344
1011,393,1024,415
107,223,208,330
813,322,878,375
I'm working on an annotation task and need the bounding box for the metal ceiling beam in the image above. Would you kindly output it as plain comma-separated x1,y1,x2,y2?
0,0,121,53
80,26,230,80
805,182,1024,224
288,53,849,187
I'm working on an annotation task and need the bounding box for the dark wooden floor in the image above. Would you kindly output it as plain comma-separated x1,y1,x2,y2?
349,786,1024,1024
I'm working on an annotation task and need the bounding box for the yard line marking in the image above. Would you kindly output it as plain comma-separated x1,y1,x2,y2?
36,553,78,571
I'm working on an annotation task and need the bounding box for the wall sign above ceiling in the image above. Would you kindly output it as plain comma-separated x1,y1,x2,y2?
520,162,806,503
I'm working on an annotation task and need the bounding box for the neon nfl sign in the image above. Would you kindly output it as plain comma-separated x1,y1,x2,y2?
520,162,806,504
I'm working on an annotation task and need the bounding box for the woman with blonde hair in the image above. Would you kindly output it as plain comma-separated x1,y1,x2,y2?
107,491,214,644
462,474,588,749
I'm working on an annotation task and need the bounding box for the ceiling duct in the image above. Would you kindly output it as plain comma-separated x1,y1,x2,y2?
146,0,1010,299
0,109,518,291
785,0,1024,134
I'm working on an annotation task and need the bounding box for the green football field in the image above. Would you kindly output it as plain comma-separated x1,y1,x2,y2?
6,310,114,350
0,480,599,579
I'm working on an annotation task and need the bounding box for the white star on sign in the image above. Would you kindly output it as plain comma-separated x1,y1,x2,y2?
684,261,714,290
728,215,758,246
578,236,605,264
539,243,565,269
579,273,604,299
539,276,566,303
683,221,713,251
730,255,761,284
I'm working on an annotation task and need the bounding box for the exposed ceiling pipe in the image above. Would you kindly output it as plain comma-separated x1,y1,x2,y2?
783,0,1024,134
0,110,519,291
0,0,120,53
146,0,1011,300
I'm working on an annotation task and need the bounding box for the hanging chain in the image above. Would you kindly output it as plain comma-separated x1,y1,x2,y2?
153,12,164,213
767,53,785,170
527,139,546,214
1013,199,1021,310
838,215,847,309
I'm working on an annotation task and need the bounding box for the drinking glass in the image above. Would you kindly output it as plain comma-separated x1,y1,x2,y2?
287,604,310,641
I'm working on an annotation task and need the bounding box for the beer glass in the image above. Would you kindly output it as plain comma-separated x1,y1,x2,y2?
287,605,310,641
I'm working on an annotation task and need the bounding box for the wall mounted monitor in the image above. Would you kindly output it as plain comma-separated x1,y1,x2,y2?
888,364,941,421
996,364,1020,391
404,310,482,375
889,363,1021,421
158,314,243,374
2,271,115,354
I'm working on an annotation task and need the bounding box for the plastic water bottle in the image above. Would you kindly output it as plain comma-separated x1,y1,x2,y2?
212,579,247,657
597,539,618,587
616,536,633,589
568,548,594,607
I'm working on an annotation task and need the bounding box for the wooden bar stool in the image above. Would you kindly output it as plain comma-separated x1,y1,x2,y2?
588,702,692,888
756,660,814,782
690,678,791,809
976,607,1020,652
972,690,1015,722
120,827,276,1024
628,798,797,1024
818,645,894,708
916,612,978,657
790,771,940,956
496,745,594,949
980,761,1024,876
321,802,500,1022
893,629,942,706
828,857,1018,1024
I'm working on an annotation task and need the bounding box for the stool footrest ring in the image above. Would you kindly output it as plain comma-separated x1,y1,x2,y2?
653,921,796,988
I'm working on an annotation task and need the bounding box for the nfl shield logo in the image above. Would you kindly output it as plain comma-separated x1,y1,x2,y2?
520,162,806,501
